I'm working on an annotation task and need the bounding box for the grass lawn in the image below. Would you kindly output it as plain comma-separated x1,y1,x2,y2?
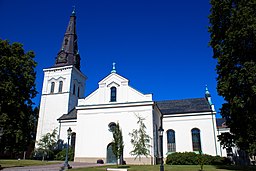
0,160,255,171
72,164,256,171
0,159,61,168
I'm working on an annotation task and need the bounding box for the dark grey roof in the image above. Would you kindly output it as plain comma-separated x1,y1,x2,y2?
216,118,227,128
57,108,77,121
156,98,212,115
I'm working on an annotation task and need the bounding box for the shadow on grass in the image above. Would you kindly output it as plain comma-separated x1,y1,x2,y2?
215,165,256,171
117,165,130,168
0,166,24,170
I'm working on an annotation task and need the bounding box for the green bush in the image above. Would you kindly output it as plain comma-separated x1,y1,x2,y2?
55,147,74,161
166,152,198,165
166,152,231,165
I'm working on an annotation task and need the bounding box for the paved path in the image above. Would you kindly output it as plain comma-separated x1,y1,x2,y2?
2,162,102,171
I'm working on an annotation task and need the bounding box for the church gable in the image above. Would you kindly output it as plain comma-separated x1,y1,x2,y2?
78,71,152,106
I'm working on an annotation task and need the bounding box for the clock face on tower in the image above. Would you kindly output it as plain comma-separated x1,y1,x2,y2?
57,51,67,63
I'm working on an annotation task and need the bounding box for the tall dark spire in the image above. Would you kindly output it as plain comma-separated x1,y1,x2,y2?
55,7,80,70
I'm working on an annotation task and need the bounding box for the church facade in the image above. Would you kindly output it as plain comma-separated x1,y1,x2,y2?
36,9,228,164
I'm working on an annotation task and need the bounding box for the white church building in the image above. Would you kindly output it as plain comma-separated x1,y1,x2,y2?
35,9,229,164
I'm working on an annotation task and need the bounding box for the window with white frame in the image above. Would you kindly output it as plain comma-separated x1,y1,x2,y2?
167,129,176,152
50,82,55,94
58,81,63,93
191,128,201,152
110,87,116,102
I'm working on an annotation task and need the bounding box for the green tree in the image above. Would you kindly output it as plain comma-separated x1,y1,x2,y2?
209,0,256,157
36,129,58,161
129,114,152,161
0,39,37,158
112,122,124,165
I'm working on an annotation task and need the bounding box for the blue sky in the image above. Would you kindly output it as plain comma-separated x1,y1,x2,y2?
0,0,224,117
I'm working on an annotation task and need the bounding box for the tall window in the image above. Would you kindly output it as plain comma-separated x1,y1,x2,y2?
73,84,76,95
77,87,80,97
58,81,63,93
191,128,201,151
110,87,116,102
167,129,176,152
50,82,55,94
71,132,76,149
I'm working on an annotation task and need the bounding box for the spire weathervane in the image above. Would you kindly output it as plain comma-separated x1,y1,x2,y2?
111,62,116,73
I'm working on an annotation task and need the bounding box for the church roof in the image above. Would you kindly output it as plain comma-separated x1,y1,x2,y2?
216,118,227,128
156,98,212,115
57,108,77,120
58,98,212,120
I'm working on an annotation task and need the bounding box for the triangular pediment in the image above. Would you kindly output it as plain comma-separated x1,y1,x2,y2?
107,81,120,87
78,72,152,106
98,73,129,87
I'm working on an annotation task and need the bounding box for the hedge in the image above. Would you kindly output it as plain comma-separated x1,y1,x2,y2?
166,152,231,165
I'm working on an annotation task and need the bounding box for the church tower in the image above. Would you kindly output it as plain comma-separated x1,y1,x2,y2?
35,8,87,144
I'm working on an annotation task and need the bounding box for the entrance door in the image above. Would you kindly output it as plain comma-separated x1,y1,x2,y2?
106,143,116,163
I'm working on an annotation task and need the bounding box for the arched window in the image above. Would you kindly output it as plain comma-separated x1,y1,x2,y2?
167,129,176,152
71,132,76,149
73,84,76,95
50,82,55,94
58,81,63,93
191,128,201,152
77,87,80,97
110,87,116,102
106,143,117,163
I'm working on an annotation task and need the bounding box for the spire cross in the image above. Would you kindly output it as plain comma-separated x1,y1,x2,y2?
72,5,76,15
205,84,213,105
205,84,210,95
111,62,116,73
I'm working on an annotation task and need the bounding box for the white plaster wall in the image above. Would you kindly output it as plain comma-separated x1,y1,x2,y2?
217,127,231,157
152,106,162,158
163,113,218,156
59,121,77,143
75,104,154,160
36,66,86,145
36,93,69,142
75,72,155,162
127,87,152,102
36,67,73,144
69,67,87,110
78,90,99,105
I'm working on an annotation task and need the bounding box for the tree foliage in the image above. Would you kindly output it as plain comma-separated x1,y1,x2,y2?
129,114,152,161
0,39,37,158
36,129,58,161
112,122,124,165
209,0,256,156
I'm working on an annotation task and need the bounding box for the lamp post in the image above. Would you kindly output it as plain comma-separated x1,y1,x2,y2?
158,127,164,171
64,127,72,169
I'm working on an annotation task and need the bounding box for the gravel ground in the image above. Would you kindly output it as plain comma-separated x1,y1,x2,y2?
1,162,101,171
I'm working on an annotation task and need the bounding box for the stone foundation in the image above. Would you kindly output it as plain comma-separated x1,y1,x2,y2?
74,156,155,165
